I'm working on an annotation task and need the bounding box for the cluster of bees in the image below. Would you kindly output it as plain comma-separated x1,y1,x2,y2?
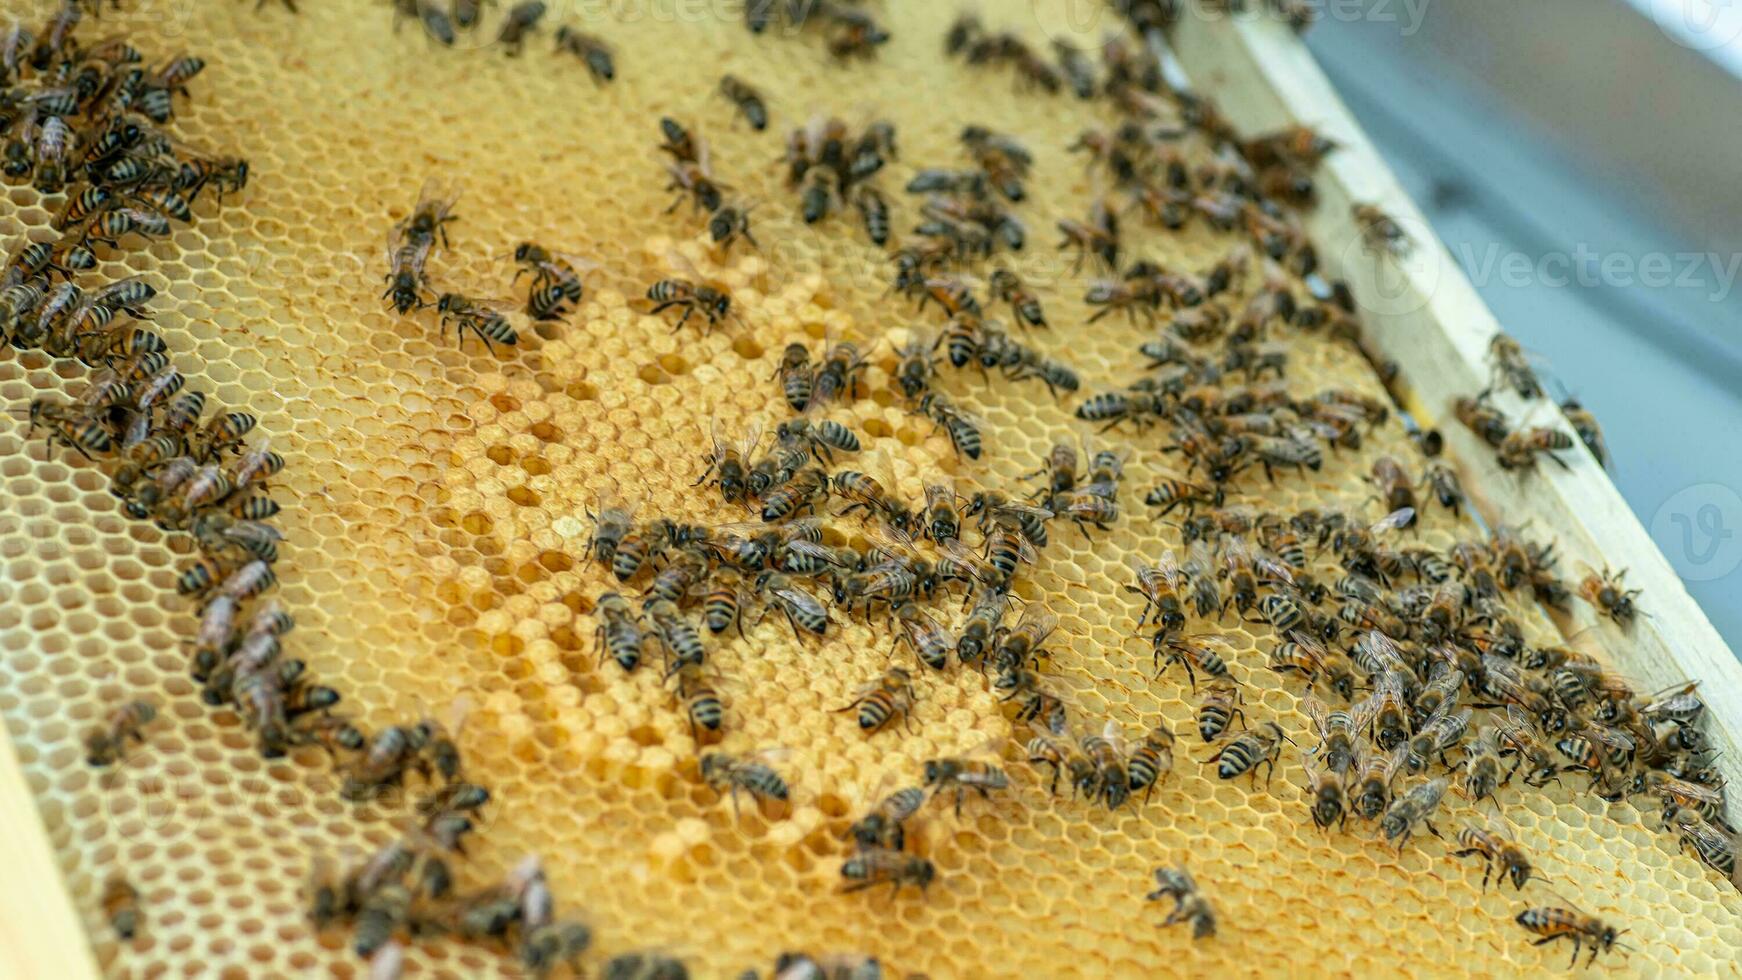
946,12,1099,97
1457,334,1610,470
742,0,890,61
310,840,596,978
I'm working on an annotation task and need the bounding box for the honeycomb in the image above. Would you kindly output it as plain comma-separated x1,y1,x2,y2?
2,0,1739,976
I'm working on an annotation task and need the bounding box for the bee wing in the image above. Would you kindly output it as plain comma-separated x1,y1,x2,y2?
413,175,460,214
1347,692,1378,735
1012,604,1058,641
1379,743,1408,784
861,520,918,559
1369,507,1415,535
941,538,1001,584
1586,723,1635,754
747,746,795,767
773,586,825,617
1301,694,1330,736
962,733,1009,759
1252,548,1295,585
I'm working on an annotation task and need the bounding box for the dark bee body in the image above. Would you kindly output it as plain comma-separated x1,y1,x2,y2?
954,587,1006,670
892,601,951,671
1155,634,1230,690
853,185,889,246
674,665,723,740
840,849,934,896
1579,566,1640,625
1515,907,1627,968
1301,756,1347,830
436,293,518,350
696,419,760,505
1560,397,1608,467
916,392,981,460
554,26,613,82
923,754,1009,815
646,278,731,332
850,786,925,852
1498,426,1575,470
1488,334,1542,399
773,342,814,412
701,580,743,635
497,0,546,54
85,700,157,766
1195,680,1245,743
1453,826,1539,891
718,74,767,129
1422,463,1464,514
700,750,788,817
708,203,758,253
103,876,142,940
1204,721,1286,785
1147,867,1215,941
1081,724,1130,809
594,592,646,671
1455,394,1511,447
757,571,829,637
836,667,915,734
1126,724,1175,802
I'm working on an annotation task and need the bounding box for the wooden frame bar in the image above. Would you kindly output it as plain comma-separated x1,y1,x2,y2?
1168,10,1742,791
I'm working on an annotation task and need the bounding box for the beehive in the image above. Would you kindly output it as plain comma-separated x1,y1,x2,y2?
1,1,1738,976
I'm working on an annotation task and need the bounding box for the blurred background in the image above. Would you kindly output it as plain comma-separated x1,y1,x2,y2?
1305,0,1742,651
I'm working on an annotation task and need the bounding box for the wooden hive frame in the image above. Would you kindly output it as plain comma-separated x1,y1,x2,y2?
0,9,1735,976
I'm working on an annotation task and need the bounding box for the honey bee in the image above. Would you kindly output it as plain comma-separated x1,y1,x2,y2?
603,952,690,980
383,236,434,314
85,699,157,766
1380,776,1449,851
645,277,732,333
1300,754,1347,831
665,158,725,215
1421,463,1464,515
850,785,926,852
1494,706,1563,788
1127,723,1176,802
915,392,983,460
954,586,1008,670
553,26,612,82
838,667,917,735
1075,721,1130,810
700,749,790,818
991,603,1056,674
890,600,951,672
755,571,829,637
1057,198,1120,272
695,419,762,505
1153,632,1230,690
707,202,759,255
672,664,724,741
851,185,890,246
511,242,587,321
1559,396,1607,467
496,0,546,53
1025,725,1097,799
712,73,769,131
823,5,890,61
594,592,646,672
521,921,593,978
840,849,934,896
1578,565,1640,625
1452,824,1541,892
1350,743,1406,820
1487,334,1542,399
760,466,831,523
923,740,1009,815
644,598,705,677
1498,426,1575,470
103,875,142,940
1147,866,1215,940
1124,552,1187,637
438,295,519,353
1301,694,1357,776
1352,204,1410,256
1668,809,1738,884
1454,394,1510,447
893,330,936,400
1195,679,1245,743
1406,706,1473,775
1204,721,1288,785
1514,906,1630,968
986,267,1046,330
